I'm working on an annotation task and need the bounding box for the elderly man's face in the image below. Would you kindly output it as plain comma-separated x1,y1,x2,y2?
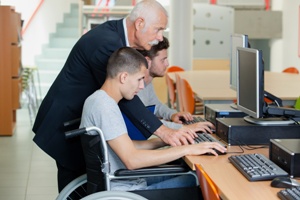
136,11,167,50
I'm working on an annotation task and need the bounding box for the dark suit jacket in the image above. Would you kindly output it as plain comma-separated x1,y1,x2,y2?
32,19,162,170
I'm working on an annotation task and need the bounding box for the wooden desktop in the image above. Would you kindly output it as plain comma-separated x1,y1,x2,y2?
168,70,300,106
183,141,298,200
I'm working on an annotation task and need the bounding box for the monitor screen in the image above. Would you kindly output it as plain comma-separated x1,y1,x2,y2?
236,47,264,119
230,34,248,91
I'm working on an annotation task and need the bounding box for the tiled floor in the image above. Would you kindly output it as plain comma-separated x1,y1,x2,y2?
0,108,58,200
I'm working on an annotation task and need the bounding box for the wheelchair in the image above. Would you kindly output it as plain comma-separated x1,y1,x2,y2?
56,126,202,200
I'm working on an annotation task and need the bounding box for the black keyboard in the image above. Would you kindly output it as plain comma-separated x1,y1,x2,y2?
228,153,288,181
194,133,226,155
182,116,205,125
278,186,300,200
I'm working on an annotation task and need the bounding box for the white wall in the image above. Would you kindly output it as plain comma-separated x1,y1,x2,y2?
281,0,300,70
2,0,77,66
270,0,300,72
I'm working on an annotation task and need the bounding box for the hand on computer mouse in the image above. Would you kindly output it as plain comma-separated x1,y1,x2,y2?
270,176,300,188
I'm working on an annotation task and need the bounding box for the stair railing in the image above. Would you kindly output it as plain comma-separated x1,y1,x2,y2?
21,0,44,36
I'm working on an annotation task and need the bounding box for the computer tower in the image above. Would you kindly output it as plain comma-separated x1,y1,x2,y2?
270,139,300,177
216,118,300,146
204,104,247,126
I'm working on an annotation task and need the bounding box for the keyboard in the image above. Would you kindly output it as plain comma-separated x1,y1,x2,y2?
194,133,226,155
228,153,289,181
181,116,206,125
278,186,300,200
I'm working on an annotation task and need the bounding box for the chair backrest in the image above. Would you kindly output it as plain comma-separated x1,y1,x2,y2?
294,96,300,110
166,65,185,73
175,73,184,112
195,164,220,200
282,67,299,74
179,78,196,114
165,66,185,109
165,73,177,109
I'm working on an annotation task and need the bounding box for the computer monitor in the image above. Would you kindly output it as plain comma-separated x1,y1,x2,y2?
230,34,248,91
236,47,264,119
236,47,296,125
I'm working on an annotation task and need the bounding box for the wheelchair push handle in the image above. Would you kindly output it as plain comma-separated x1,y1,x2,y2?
65,127,87,139
65,126,101,139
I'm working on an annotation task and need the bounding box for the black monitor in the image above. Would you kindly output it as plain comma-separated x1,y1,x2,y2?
236,47,264,119
236,47,297,125
230,34,249,91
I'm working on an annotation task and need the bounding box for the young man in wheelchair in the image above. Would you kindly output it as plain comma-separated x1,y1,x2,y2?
80,47,226,192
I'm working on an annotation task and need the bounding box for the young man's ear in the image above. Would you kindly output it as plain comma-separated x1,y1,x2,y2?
119,72,128,84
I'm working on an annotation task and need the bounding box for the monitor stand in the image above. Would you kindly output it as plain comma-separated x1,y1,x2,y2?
244,116,295,125
230,103,238,110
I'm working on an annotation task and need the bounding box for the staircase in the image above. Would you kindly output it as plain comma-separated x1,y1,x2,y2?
35,3,80,100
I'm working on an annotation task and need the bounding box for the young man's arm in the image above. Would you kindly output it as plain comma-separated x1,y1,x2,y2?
108,134,226,170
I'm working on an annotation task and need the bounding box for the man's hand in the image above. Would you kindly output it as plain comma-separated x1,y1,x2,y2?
171,112,193,123
154,125,197,146
184,121,215,134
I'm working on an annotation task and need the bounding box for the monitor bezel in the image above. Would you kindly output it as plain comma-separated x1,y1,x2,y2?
236,47,264,119
230,34,249,91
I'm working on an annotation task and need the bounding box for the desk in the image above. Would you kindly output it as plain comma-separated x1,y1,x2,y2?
183,145,283,200
169,70,300,106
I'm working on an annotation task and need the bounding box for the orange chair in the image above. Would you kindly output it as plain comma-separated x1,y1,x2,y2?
166,65,185,73
165,66,185,110
178,77,203,114
174,73,184,112
195,164,220,200
282,67,299,74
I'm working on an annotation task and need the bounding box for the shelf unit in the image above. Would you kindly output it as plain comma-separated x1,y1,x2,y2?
0,6,22,136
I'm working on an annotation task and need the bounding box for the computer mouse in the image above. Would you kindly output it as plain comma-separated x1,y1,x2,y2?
270,177,300,188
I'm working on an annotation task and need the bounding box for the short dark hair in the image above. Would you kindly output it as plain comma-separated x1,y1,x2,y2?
106,47,148,78
138,36,169,59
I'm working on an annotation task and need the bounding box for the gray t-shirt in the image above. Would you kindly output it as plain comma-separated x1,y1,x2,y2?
80,90,146,190
137,82,182,129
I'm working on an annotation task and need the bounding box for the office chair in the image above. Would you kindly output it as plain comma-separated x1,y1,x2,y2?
282,66,299,74
294,96,300,110
195,164,220,200
166,65,185,73
178,77,204,114
165,66,185,109
174,73,184,112
56,127,201,200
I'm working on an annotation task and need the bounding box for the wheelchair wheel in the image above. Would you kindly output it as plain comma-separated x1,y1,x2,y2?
81,191,147,200
56,174,88,200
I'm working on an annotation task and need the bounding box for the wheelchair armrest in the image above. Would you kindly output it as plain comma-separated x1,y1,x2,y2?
114,164,189,177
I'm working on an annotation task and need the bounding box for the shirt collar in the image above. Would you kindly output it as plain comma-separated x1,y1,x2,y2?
123,18,130,47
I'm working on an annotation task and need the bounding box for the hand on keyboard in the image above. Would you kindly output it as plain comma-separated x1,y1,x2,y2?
180,116,215,134
172,112,195,123
192,141,227,156
194,133,227,155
